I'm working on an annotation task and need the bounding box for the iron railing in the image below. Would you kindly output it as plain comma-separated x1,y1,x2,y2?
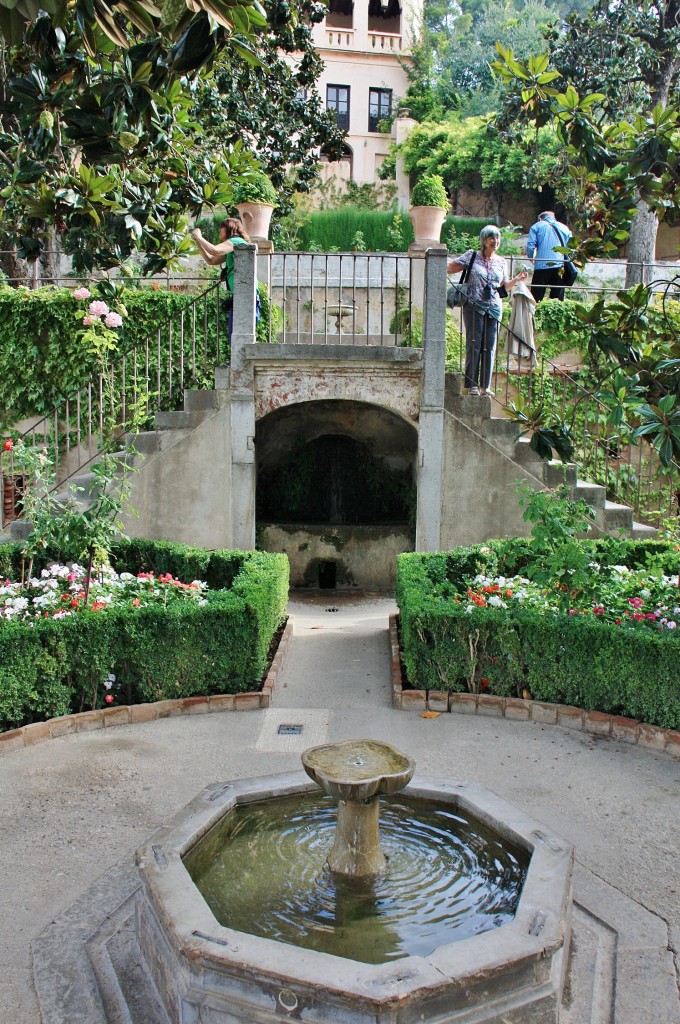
9,282,224,497
446,294,680,526
263,251,415,346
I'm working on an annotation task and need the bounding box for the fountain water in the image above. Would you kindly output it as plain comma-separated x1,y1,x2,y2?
135,741,573,1023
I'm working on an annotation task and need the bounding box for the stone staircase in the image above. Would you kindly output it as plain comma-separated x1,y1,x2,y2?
444,373,657,540
2,371,657,548
0,388,224,545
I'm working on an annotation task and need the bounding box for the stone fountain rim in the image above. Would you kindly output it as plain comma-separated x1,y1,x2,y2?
135,770,573,1006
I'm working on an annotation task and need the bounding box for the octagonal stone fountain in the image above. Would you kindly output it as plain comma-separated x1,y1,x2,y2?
135,740,573,1024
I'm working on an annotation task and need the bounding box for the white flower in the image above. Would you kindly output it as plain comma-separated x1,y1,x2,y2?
488,595,506,608
640,588,651,599
41,569,50,578
466,605,475,614
667,621,677,630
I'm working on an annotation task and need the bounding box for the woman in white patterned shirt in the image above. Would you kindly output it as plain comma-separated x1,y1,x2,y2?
447,226,527,396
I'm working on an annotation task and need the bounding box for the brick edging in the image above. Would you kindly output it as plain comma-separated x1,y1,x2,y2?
0,616,295,756
389,614,680,760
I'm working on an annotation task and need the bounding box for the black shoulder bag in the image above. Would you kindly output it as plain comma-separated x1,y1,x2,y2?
447,252,477,308
548,222,578,287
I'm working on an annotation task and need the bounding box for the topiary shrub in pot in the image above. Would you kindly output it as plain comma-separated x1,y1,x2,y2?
234,172,278,241
409,174,449,245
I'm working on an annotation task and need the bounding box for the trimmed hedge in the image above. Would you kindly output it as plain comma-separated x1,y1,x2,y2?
0,540,289,731
396,539,680,730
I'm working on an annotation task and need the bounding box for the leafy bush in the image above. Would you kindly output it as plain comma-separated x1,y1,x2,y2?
0,282,276,424
396,538,680,728
233,172,278,207
272,208,488,253
410,174,449,209
0,541,289,731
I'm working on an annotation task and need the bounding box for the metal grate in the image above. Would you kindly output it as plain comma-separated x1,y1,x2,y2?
326,607,339,613
278,724,304,735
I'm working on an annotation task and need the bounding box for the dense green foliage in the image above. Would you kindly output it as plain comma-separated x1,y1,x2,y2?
0,541,289,731
0,0,341,278
0,281,276,424
394,117,561,200
402,0,585,120
396,538,680,728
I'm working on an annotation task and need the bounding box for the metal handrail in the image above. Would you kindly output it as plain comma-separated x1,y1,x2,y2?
448,293,680,525
12,281,223,493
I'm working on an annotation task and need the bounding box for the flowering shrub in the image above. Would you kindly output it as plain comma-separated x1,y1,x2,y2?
0,563,209,623
73,286,127,358
0,540,288,731
396,539,680,730
461,566,679,632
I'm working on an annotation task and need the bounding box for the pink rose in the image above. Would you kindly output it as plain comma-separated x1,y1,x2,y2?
73,287,91,300
82,315,94,326
104,312,123,328
88,300,109,317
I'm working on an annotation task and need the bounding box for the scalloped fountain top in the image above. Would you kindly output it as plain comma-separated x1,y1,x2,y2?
301,739,416,877
302,738,415,799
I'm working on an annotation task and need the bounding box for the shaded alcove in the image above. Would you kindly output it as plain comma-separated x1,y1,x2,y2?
256,400,417,590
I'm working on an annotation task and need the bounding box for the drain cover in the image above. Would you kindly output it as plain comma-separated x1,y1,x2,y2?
326,607,339,613
278,724,304,735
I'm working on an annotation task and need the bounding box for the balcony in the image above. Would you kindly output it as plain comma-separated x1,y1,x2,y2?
368,30,402,50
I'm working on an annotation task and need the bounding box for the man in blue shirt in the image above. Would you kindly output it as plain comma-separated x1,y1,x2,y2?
526,211,572,302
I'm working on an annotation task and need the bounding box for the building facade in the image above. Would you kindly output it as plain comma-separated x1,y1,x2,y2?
310,0,422,187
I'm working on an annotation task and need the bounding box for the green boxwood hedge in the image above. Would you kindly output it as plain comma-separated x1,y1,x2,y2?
396,539,680,730
0,540,289,732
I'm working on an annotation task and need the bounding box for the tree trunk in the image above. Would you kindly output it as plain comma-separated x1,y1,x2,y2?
0,248,32,288
624,199,658,288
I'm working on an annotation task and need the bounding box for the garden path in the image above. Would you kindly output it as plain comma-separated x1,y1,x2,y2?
0,594,679,1023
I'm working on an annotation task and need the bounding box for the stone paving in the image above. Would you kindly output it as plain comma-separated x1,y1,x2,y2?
0,593,679,1022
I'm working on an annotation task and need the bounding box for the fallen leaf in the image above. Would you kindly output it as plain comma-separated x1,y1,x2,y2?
421,711,441,719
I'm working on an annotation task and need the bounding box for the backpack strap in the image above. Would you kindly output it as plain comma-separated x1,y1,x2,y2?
546,221,568,258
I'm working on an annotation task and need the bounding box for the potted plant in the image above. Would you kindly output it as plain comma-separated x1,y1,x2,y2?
409,173,449,245
233,171,278,241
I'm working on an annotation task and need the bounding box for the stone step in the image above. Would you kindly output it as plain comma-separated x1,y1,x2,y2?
513,437,545,469
543,461,578,487
154,410,199,431
8,519,32,541
631,522,658,539
184,389,219,412
570,480,606,509
597,499,633,532
125,431,160,455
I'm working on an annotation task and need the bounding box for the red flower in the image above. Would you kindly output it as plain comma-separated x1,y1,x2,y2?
2,439,13,451
480,678,489,691
132,598,141,607
104,694,115,705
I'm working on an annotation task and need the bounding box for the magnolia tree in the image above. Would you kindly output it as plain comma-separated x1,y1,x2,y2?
0,0,343,281
492,45,680,471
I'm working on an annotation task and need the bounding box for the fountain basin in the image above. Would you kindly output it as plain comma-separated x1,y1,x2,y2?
135,771,573,1024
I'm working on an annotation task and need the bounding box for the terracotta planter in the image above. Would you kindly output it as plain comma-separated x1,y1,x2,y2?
409,205,446,245
236,201,274,241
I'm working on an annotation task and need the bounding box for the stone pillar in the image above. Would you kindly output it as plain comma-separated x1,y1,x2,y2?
394,112,417,213
230,244,258,551
416,248,446,553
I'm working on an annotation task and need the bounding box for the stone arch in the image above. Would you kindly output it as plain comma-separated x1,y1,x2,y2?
254,365,421,424
255,399,418,589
